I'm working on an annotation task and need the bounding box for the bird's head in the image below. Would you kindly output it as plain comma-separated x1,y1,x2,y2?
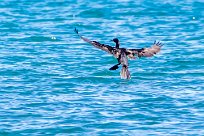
111,38,120,48
112,38,119,43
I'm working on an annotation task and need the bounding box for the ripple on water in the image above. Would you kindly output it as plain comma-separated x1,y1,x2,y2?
0,0,204,135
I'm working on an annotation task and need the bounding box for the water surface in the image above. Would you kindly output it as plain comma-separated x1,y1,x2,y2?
0,0,204,135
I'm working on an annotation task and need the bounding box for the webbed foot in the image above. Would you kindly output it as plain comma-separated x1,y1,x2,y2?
109,63,120,70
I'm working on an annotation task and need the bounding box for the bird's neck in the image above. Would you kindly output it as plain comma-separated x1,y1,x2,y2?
116,43,120,48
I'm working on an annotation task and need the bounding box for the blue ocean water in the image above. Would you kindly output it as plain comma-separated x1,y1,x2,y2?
0,0,204,135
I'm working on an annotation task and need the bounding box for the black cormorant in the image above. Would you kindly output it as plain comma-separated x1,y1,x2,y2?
74,28,163,79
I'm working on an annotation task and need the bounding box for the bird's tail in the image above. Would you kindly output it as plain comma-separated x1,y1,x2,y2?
120,65,131,79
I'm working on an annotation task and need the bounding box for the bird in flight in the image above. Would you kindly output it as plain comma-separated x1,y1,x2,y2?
74,28,163,79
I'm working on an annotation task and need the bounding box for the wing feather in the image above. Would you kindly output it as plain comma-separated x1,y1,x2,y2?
74,28,115,55
138,41,163,57
126,41,163,58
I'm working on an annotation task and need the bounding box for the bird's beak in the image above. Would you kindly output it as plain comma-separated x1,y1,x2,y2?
110,40,113,42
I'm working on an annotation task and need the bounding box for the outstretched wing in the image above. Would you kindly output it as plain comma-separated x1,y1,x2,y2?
126,41,163,59
74,28,116,55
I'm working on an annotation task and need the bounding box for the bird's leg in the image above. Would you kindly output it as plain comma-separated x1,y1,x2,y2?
109,63,121,70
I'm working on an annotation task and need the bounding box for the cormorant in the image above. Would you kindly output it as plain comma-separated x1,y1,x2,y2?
74,28,163,79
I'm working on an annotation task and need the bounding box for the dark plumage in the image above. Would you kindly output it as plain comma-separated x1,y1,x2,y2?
74,28,163,79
